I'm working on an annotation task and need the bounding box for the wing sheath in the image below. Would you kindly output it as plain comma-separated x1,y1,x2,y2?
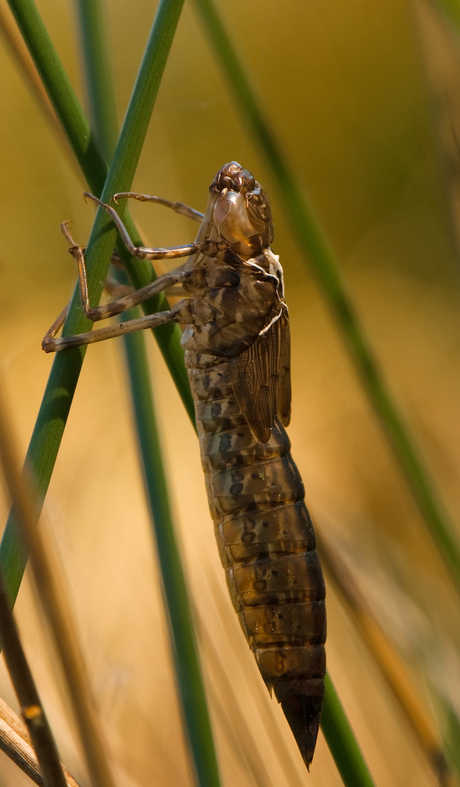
229,307,292,443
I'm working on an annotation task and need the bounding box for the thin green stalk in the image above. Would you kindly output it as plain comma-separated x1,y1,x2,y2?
318,531,451,781
122,323,221,787
192,0,460,595
444,700,460,780
1,0,190,607
77,6,220,784
0,695,78,787
6,0,107,186
322,676,376,787
5,0,191,413
431,0,460,28
0,567,67,787
74,0,118,158
0,382,116,787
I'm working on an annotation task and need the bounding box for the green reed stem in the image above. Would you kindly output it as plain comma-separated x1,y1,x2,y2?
74,0,118,158
7,0,191,412
1,0,192,606
431,0,460,28
322,676,376,787
122,323,221,787
0,380,116,787
6,0,106,186
5,0,191,414
0,567,67,787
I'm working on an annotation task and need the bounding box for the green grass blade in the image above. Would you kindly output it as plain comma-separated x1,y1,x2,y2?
121,324,221,787
431,0,460,28
76,6,221,783
74,0,118,158
192,0,460,595
6,0,108,190
443,700,460,779
1,0,189,605
5,0,192,415
322,676,376,787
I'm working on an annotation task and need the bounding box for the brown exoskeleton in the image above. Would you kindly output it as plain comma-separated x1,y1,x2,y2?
43,162,326,768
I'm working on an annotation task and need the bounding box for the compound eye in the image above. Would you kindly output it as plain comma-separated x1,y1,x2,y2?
214,191,265,243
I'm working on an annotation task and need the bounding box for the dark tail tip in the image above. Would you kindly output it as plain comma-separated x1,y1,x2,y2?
278,693,323,768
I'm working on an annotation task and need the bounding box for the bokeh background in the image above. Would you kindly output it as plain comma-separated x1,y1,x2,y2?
0,0,459,785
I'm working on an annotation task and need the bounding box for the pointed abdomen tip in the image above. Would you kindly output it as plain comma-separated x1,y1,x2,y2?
277,689,323,768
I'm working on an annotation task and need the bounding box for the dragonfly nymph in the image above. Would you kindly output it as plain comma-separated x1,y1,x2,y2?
43,162,327,768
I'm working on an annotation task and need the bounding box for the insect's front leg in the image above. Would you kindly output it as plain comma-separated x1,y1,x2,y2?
83,193,219,264
112,192,204,223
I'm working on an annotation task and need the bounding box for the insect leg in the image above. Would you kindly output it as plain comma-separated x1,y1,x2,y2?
42,305,186,352
43,304,69,343
41,222,89,347
83,193,218,262
42,219,197,351
60,221,91,314
58,221,191,323
42,265,189,352
86,270,189,322
103,281,186,299
112,193,204,222
103,281,133,299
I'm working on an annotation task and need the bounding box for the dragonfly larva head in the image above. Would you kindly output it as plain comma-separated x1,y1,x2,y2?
209,162,274,257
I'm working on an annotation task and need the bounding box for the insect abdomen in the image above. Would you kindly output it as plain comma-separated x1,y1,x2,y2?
187,353,326,767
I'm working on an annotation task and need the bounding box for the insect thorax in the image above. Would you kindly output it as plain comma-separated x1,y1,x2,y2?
179,250,279,359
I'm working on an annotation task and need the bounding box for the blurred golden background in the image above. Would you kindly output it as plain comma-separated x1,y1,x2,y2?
0,0,459,785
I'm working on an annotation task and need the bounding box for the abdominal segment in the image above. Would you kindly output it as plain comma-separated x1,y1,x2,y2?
186,352,326,768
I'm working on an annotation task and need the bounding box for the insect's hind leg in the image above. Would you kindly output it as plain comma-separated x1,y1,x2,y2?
42,303,187,353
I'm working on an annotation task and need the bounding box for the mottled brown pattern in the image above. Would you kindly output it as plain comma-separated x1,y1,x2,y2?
186,345,326,768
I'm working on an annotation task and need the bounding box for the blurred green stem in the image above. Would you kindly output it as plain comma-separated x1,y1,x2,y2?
431,0,460,28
